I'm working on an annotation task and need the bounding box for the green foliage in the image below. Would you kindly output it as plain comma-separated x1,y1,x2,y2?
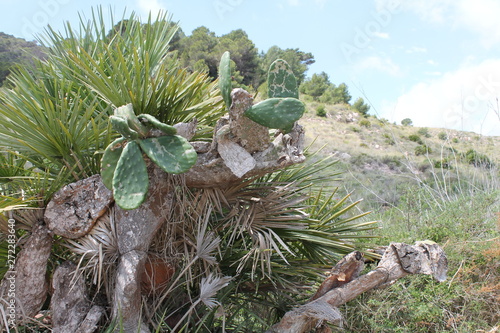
343,190,500,332
414,144,432,156
438,131,448,140
401,118,413,126
316,104,327,117
352,97,370,116
359,119,371,128
383,133,395,145
0,32,45,86
433,158,452,169
103,104,197,209
299,72,330,99
462,148,494,168
260,45,315,85
300,73,352,105
408,134,423,144
417,127,431,138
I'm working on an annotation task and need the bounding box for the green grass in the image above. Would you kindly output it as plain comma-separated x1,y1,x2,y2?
300,99,500,332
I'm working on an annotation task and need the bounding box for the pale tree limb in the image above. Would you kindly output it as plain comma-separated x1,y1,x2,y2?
268,242,448,333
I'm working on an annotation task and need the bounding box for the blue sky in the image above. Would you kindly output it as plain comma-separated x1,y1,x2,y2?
1,0,499,135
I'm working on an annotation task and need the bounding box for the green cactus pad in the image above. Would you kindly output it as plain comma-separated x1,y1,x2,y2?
137,114,177,135
110,116,139,140
101,137,127,190
219,51,232,110
139,135,197,174
268,59,298,99
114,104,148,137
112,140,149,210
244,97,305,132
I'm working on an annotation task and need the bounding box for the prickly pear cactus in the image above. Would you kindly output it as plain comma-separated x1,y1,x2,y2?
267,59,298,99
101,104,197,210
244,97,305,132
219,51,232,110
101,137,126,189
139,136,197,174
112,140,149,210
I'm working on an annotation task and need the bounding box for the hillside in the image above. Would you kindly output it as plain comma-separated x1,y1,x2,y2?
299,100,500,211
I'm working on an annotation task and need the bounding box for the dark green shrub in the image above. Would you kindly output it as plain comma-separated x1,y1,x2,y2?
434,158,452,169
438,132,448,140
383,133,395,145
462,149,494,168
316,104,326,117
415,144,432,156
359,119,371,128
408,134,423,144
401,118,413,126
417,127,431,138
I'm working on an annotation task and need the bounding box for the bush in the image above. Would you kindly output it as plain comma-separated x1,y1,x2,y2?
417,127,431,138
401,118,413,126
462,149,494,168
408,134,423,144
383,133,395,145
359,119,371,128
415,144,432,156
316,104,327,117
438,132,448,140
352,97,370,116
434,158,452,169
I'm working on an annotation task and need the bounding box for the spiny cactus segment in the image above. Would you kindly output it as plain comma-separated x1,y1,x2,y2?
267,59,299,99
101,137,126,190
211,55,305,132
139,136,197,174
244,97,305,133
219,51,232,110
112,140,149,210
101,103,197,210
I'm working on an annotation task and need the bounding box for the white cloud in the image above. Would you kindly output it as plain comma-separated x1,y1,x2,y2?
137,0,165,17
375,0,500,47
427,59,438,66
287,0,300,6
356,56,401,76
380,59,500,136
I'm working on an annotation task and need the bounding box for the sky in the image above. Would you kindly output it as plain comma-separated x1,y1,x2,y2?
1,0,499,136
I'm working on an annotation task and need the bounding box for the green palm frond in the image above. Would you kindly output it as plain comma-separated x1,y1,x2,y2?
41,8,225,137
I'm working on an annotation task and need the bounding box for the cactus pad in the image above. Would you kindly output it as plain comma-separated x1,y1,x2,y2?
219,51,232,110
101,137,127,190
115,104,148,137
244,97,305,132
268,59,298,99
137,114,177,135
139,135,197,174
110,116,139,140
112,140,149,210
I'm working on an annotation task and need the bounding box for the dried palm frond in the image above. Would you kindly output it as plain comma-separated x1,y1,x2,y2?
63,211,119,294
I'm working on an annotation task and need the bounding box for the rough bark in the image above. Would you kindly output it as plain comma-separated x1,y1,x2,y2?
268,242,448,333
45,174,113,239
0,223,53,325
50,261,91,333
76,305,105,333
113,250,149,333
